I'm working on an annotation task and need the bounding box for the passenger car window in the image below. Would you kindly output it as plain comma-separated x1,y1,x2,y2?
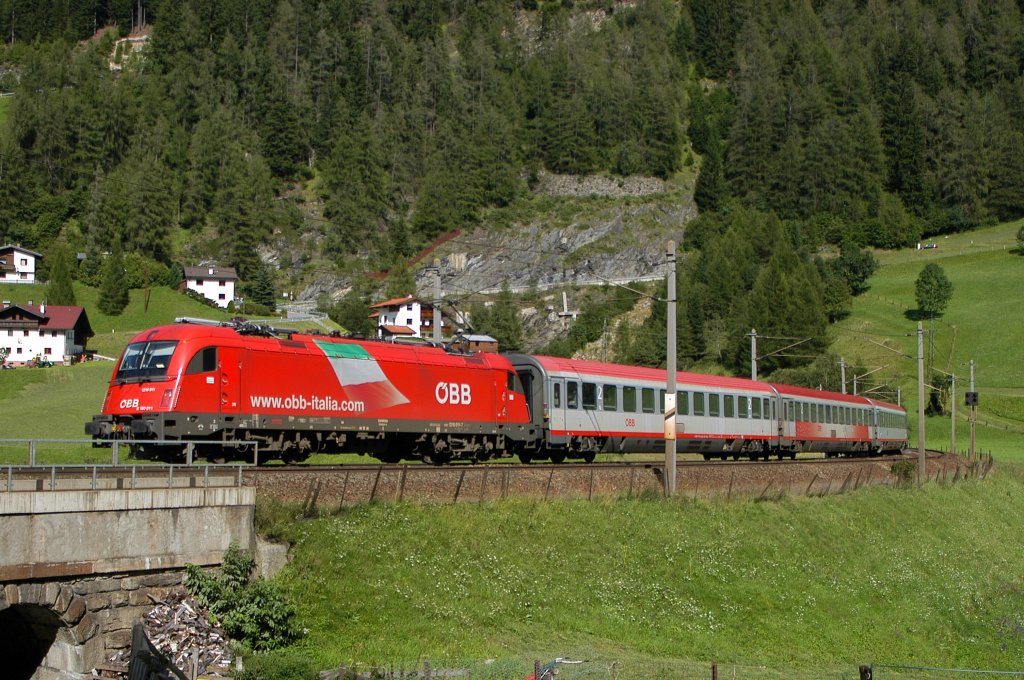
623,386,637,412
582,382,597,410
641,388,655,414
603,384,617,411
567,382,579,409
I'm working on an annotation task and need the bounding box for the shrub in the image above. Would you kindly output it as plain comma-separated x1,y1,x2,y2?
891,460,916,488
185,544,301,651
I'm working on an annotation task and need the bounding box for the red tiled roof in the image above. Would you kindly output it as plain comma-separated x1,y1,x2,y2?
370,295,418,308
381,324,416,335
0,304,87,330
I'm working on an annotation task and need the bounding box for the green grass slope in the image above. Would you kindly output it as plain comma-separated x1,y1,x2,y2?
833,221,1024,459
267,471,1024,677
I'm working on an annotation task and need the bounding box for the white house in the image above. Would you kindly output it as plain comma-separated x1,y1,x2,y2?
0,245,42,283
0,303,94,366
182,266,238,308
369,295,449,339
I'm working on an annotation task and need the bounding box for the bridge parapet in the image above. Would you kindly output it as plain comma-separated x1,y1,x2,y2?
0,484,255,678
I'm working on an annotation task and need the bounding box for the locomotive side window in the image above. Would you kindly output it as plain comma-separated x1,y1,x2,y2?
623,386,637,412
677,390,689,416
582,382,597,410
641,388,655,414
567,382,579,409
553,383,562,408
724,394,734,418
603,384,617,411
693,392,705,416
709,393,720,417
186,347,217,374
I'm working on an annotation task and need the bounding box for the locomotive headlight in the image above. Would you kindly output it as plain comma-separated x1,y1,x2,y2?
160,389,173,407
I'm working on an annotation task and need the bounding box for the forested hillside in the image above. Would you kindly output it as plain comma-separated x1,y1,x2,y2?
2,0,1023,380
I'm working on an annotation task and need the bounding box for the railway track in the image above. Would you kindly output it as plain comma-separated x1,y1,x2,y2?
4,449,977,506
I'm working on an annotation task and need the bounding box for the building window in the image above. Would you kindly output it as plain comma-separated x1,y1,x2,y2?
218,293,226,300
16,347,22,354
20,258,27,266
195,278,204,285
405,318,413,325
23,330,29,336
44,348,51,355
219,280,226,286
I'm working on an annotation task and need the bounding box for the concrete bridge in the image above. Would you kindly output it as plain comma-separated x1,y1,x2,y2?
0,469,256,679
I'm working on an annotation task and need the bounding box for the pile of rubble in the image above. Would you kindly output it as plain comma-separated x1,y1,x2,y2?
94,592,233,678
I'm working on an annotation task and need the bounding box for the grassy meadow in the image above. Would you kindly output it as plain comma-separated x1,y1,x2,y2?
263,469,1024,677
833,220,1024,460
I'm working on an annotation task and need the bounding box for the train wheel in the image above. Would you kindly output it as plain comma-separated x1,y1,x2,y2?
582,452,596,463
519,452,534,464
550,452,566,464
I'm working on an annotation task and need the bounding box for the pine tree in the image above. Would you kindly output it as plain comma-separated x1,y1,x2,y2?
98,246,129,316
248,265,276,311
45,243,77,306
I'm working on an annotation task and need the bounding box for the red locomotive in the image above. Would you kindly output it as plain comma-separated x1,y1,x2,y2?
86,318,908,463
86,318,535,463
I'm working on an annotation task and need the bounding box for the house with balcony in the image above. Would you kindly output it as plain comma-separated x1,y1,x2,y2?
0,245,42,283
369,295,450,339
0,302,94,365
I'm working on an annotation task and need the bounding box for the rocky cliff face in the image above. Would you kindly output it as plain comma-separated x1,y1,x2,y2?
299,172,696,302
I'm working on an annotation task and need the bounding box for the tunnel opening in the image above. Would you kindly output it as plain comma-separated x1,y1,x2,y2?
0,604,62,680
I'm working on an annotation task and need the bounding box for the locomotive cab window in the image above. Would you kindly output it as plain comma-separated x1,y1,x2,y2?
603,384,617,411
186,347,217,374
567,382,579,409
623,386,637,412
582,382,598,410
116,340,178,382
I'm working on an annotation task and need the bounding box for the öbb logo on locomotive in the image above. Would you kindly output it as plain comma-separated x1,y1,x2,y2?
85,318,908,465
435,382,472,405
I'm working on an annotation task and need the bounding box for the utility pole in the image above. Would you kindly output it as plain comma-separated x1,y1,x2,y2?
917,322,926,485
933,367,957,454
748,329,758,381
969,360,976,462
664,241,677,497
839,358,847,394
950,372,956,455
432,259,442,344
